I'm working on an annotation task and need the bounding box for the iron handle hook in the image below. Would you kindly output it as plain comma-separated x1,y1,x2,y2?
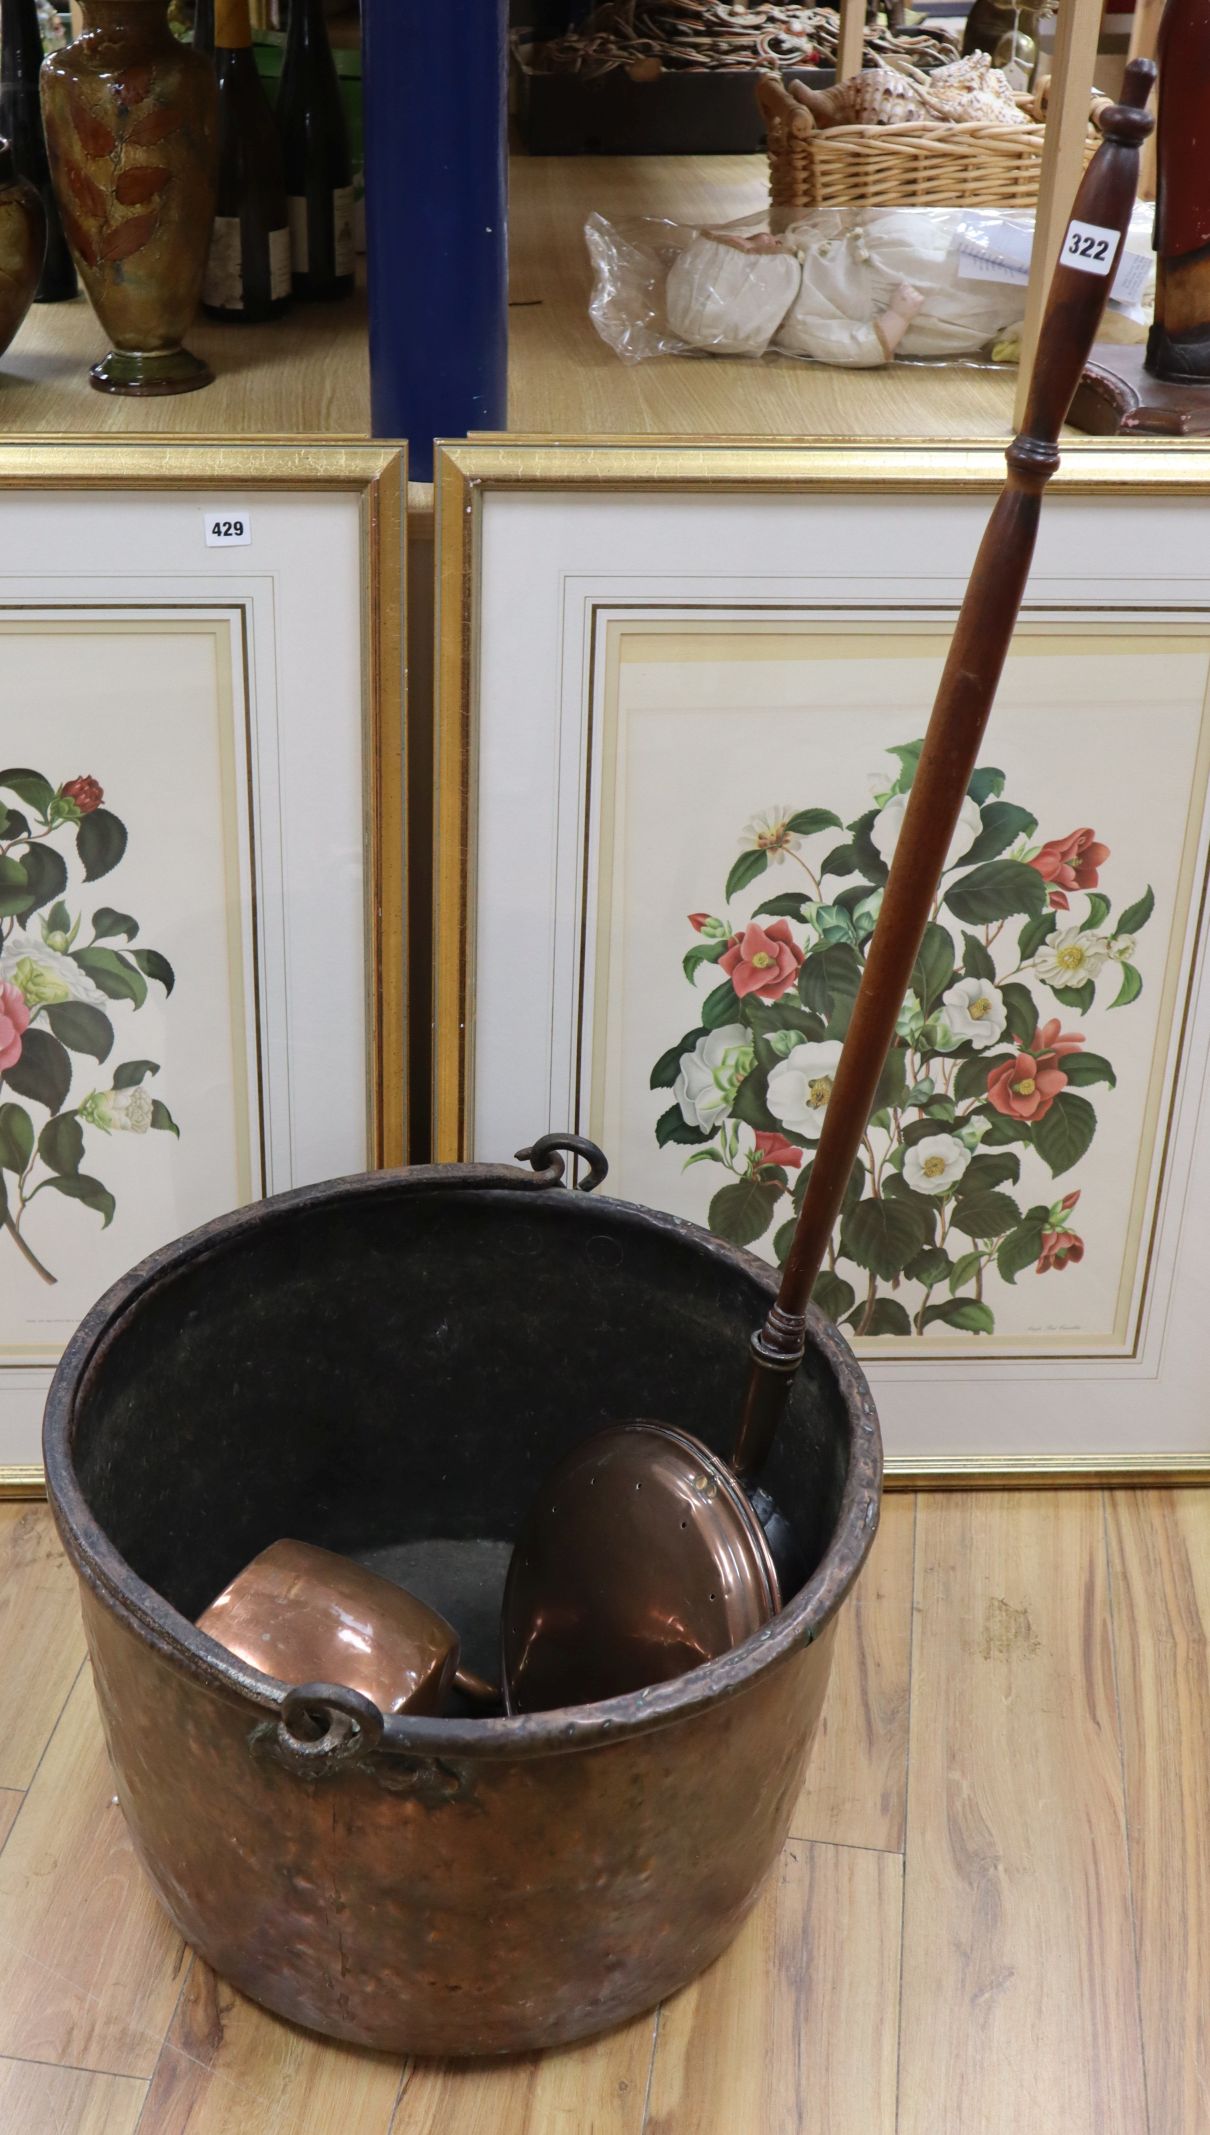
252,1681,385,1780
515,1134,609,1195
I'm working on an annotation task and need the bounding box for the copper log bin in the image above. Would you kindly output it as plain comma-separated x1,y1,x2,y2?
43,1154,882,2057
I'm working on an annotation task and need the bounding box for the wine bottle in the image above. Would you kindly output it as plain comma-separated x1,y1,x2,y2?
276,0,355,302
193,0,214,53
0,0,76,302
202,0,291,322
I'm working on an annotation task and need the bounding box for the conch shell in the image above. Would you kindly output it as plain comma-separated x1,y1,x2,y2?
791,52,1029,130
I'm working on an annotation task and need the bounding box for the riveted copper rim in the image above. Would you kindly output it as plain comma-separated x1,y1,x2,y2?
43,1160,882,1761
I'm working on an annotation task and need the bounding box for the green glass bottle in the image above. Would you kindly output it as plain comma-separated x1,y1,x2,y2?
202,0,291,323
276,0,354,302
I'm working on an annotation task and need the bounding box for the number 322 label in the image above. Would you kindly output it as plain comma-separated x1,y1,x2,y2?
1062,220,1118,276
204,512,252,548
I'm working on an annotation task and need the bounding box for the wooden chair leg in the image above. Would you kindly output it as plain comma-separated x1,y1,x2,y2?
1126,0,1163,199
837,0,867,82
1012,0,1106,426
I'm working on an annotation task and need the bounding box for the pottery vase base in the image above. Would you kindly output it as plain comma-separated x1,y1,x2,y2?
89,344,213,396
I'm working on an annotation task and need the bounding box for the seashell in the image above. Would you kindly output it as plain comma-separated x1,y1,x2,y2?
790,73,924,127
846,70,931,125
666,233,802,356
904,52,1029,126
791,53,1028,130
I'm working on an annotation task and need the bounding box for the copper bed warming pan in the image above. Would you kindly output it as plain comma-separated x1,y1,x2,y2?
43,1140,881,2057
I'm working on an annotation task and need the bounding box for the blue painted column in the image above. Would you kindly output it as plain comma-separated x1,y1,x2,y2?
362,0,510,479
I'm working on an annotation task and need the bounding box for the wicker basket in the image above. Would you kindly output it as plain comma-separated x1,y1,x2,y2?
758,72,1104,226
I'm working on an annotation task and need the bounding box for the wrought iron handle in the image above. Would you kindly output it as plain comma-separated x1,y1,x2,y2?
252,1681,384,1780
515,1134,609,1194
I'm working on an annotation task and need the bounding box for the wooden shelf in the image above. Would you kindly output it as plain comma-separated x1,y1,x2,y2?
0,154,1025,460
0,279,371,439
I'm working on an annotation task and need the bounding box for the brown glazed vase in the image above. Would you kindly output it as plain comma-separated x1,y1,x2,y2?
0,141,46,358
40,0,218,394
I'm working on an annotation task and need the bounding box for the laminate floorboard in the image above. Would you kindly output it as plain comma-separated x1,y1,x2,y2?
1107,1489,1210,2134
0,1505,86,1789
897,1493,1146,2135
0,1671,185,2079
0,1492,1201,2132
645,1839,902,2135
0,1790,23,1855
140,1959,405,2135
0,2057,146,2135
390,2014,655,2135
788,1494,915,1855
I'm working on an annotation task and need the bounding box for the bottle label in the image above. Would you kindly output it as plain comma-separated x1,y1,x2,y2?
334,184,356,277
288,189,358,280
203,216,243,310
270,224,291,301
288,195,308,275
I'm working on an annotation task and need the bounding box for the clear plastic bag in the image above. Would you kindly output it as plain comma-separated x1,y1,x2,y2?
586,201,1156,368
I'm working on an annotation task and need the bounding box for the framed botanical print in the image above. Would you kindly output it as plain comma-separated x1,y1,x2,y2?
0,442,405,1489
434,437,1210,1484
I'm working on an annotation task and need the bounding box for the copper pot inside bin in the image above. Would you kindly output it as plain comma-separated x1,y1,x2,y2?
43,1145,881,2057
196,1539,498,1717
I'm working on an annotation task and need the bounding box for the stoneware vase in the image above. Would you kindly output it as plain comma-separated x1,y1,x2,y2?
1,0,78,301
41,0,218,394
0,141,46,359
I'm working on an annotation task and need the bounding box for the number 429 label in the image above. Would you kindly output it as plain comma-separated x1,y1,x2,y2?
204,511,252,548
1062,220,1118,276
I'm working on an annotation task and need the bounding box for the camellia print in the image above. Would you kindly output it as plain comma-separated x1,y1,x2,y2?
0,766,179,1286
649,742,1153,1339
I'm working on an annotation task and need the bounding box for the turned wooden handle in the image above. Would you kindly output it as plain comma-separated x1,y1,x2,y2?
732,61,1156,1481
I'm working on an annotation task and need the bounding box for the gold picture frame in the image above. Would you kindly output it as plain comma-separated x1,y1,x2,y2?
433,436,1210,1490
0,440,406,1498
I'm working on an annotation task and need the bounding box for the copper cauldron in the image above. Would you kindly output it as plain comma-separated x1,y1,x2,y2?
43,1145,881,2057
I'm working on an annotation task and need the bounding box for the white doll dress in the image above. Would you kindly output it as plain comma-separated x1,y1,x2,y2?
775,211,1024,363
665,235,803,357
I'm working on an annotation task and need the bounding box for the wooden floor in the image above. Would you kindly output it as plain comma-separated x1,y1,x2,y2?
0,1489,1205,2132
